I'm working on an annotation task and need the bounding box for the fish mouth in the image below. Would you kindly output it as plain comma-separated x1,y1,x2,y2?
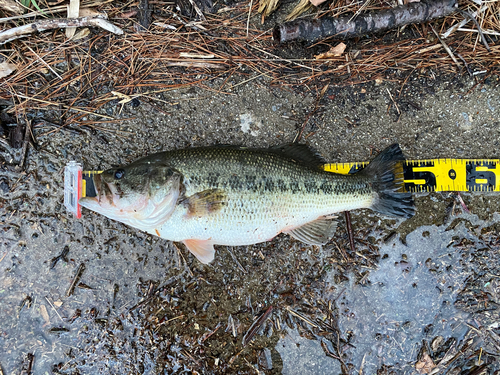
93,173,103,201
78,174,102,210
91,173,101,197
92,173,116,207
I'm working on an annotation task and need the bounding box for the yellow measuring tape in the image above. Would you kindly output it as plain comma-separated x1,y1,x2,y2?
81,159,500,196
324,159,500,193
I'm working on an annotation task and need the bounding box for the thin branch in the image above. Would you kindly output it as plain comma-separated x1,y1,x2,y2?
0,16,123,45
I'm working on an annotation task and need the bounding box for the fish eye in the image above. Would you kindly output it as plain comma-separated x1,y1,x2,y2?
114,169,125,179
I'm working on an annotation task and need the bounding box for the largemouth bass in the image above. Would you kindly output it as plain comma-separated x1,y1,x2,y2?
79,143,414,263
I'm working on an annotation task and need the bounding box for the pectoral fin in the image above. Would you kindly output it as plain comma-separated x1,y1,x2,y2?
184,189,227,217
285,216,337,245
183,239,215,264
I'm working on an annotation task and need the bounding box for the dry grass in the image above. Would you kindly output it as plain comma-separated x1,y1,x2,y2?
0,0,498,129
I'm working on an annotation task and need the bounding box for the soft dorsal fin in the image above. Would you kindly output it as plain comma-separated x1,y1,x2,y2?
270,144,326,169
284,216,337,245
183,239,215,264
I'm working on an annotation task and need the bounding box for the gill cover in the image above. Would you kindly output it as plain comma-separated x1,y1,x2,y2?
79,161,182,231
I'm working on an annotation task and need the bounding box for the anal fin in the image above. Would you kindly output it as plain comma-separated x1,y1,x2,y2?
183,239,215,264
285,216,337,245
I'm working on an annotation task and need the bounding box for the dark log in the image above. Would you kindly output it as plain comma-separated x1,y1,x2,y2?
273,0,457,43
137,0,152,31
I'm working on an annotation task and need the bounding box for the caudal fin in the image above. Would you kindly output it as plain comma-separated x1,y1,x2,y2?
359,144,415,218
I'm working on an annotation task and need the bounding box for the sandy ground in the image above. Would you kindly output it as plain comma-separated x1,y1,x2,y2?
1,73,500,374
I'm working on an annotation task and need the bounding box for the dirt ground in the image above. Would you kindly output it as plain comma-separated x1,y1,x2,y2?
1,8,500,373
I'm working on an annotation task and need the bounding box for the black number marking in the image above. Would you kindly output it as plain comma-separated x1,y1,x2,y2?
404,161,437,192
466,161,496,191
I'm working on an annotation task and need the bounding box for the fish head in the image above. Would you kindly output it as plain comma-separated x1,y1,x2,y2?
79,160,182,229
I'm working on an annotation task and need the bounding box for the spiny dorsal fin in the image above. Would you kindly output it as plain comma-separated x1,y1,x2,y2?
205,143,326,169
285,216,337,245
184,189,227,217
270,143,326,169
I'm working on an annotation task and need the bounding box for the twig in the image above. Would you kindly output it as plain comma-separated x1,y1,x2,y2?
457,192,470,213
344,211,356,253
50,246,70,269
187,0,206,21
15,94,114,120
19,121,31,170
455,8,491,51
226,247,247,274
163,61,226,69
22,42,62,80
242,306,273,346
386,87,400,117
153,314,185,332
246,0,253,37
0,0,117,22
430,24,461,70
174,243,193,277
442,5,487,38
45,297,64,323
66,263,86,297
456,53,472,76
25,353,35,375
0,15,123,45
457,28,500,36
286,306,318,328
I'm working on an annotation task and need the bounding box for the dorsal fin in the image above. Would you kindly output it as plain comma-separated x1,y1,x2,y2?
269,143,326,169
205,143,326,169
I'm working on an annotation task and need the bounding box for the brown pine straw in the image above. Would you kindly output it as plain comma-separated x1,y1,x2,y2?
0,0,498,131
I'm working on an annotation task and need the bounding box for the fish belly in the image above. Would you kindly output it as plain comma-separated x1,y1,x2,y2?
156,190,374,246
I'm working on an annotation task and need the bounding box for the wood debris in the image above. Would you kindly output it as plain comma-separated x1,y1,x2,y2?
0,15,123,45
315,42,346,59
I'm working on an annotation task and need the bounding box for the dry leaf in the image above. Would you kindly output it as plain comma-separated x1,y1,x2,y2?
111,91,132,104
40,304,50,324
315,42,346,59
79,7,102,17
53,300,63,307
258,0,279,17
0,62,17,78
309,0,328,6
286,0,312,21
416,352,436,374
72,28,90,40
